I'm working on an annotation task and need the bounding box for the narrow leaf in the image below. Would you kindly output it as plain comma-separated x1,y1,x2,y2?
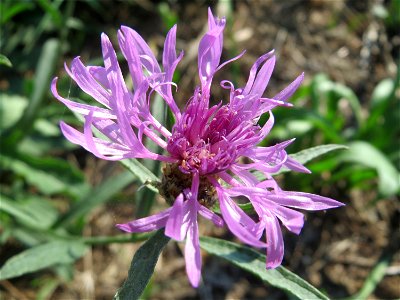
370,78,395,107
0,241,87,280
0,153,88,197
0,195,58,230
36,0,63,28
363,78,396,133
330,83,363,127
348,256,390,300
120,159,159,191
36,278,59,300
339,141,400,196
200,237,329,300
0,54,12,67
4,39,60,145
289,144,348,166
54,170,135,228
114,229,170,300
0,2,34,24
0,94,28,130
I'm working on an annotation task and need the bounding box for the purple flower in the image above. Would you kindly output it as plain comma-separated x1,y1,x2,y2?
52,8,344,287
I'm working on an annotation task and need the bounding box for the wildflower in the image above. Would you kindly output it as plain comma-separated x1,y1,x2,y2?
52,8,344,287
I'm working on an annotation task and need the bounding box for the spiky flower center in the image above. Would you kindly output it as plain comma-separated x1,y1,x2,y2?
167,93,260,175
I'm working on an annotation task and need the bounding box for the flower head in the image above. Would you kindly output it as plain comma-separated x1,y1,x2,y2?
53,8,344,287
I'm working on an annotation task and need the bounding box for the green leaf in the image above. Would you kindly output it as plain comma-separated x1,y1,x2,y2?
371,78,396,107
0,241,87,280
285,119,314,136
289,144,348,168
0,54,13,67
311,74,362,128
328,82,363,127
120,159,159,191
3,39,60,145
348,255,390,300
33,119,60,137
12,231,43,248
17,136,72,156
36,0,63,29
0,195,58,230
237,202,254,214
0,94,28,130
24,38,60,128
363,78,396,133
114,229,170,300
387,0,400,27
1,155,67,195
158,2,178,32
0,153,88,197
54,170,135,228
35,278,59,300
310,73,331,111
0,1,34,24
200,237,329,300
211,201,255,215
339,141,400,196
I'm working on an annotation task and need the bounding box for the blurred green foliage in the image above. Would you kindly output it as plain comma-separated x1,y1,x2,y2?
0,0,398,299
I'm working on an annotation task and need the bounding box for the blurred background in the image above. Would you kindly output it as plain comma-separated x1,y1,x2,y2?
0,0,399,299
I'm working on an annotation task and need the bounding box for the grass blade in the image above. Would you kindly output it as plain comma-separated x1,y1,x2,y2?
3,39,60,145
0,241,87,280
339,141,400,196
0,54,12,67
53,170,135,228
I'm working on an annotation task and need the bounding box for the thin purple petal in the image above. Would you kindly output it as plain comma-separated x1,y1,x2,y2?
165,194,188,241
185,214,201,287
273,72,304,101
216,185,266,248
264,212,284,269
116,208,172,233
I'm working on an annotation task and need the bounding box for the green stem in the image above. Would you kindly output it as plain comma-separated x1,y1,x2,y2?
20,225,151,246
81,233,152,245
